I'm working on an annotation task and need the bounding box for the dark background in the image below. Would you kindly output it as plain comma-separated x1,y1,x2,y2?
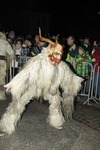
0,0,100,40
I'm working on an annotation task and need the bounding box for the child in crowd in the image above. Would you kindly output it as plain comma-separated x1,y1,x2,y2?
75,44,92,78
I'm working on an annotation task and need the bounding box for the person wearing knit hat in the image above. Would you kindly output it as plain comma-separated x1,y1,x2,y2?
75,44,92,78
79,44,87,53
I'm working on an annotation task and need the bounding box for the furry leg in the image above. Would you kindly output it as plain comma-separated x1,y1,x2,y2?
62,93,74,120
0,92,32,136
46,93,65,129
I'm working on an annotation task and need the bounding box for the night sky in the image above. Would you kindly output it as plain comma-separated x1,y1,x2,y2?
0,0,100,39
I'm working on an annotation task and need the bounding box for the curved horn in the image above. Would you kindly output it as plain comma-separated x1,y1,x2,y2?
39,27,55,45
55,34,59,43
39,27,42,37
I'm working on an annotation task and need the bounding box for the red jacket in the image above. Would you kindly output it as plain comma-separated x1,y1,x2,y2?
92,47,100,72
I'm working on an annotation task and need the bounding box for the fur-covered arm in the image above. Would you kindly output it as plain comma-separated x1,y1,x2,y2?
59,62,83,119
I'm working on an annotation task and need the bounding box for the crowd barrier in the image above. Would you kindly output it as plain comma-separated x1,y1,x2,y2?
8,56,100,106
83,62,100,105
18,55,32,70
11,55,32,78
66,60,100,105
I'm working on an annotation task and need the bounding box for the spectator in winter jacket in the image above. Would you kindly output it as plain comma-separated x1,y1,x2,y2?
75,44,92,78
66,35,79,69
92,39,100,97
66,35,79,61
83,37,93,55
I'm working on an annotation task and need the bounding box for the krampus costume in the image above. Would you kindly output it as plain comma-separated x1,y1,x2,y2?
0,32,14,100
0,29,83,136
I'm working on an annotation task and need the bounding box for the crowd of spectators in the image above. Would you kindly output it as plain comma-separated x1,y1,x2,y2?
65,35,100,97
3,29,100,98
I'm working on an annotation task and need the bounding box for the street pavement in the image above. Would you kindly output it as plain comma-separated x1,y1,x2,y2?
0,96,100,150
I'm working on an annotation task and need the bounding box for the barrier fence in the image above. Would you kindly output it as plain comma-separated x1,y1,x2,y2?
68,60,100,105
7,56,100,106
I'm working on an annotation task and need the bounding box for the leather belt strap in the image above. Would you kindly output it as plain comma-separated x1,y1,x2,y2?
0,55,6,60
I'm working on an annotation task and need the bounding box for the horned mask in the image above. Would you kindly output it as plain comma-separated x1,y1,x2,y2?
39,27,63,65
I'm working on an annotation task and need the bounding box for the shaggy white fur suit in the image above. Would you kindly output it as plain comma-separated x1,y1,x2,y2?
0,42,83,136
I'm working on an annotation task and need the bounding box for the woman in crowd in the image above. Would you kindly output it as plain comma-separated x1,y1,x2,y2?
92,39,100,97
